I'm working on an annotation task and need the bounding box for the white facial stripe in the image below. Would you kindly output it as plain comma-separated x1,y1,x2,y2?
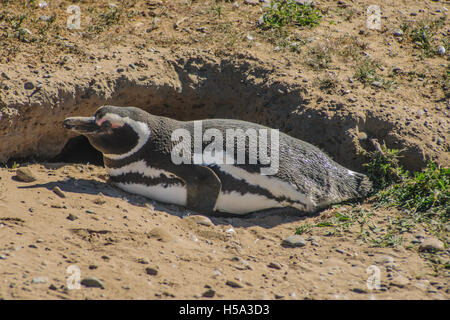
106,160,179,180
215,164,315,211
115,182,187,207
101,113,150,160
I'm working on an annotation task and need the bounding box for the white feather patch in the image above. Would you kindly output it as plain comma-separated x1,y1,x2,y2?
214,191,282,214
101,113,150,160
215,164,315,211
106,160,179,180
115,182,187,207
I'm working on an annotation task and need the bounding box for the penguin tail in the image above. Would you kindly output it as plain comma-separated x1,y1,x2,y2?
353,172,373,198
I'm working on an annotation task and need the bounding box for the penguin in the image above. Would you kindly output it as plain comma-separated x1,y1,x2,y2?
63,105,372,215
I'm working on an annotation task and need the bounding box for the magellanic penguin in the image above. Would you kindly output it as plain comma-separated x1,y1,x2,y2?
63,106,372,215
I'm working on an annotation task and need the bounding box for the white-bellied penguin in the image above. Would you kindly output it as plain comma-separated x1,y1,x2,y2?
63,105,372,215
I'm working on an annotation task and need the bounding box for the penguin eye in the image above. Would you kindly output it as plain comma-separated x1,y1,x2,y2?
101,120,112,129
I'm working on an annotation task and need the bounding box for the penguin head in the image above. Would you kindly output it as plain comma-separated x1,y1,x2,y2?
63,105,151,157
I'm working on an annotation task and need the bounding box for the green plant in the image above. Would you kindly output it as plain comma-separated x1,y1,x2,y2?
362,140,407,190
260,0,321,30
306,42,332,69
360,138,448,247
354,58,387,87
101,6,122,26
295,223,314,235
378,162,449,223
211,5,223,19
407,18,446,57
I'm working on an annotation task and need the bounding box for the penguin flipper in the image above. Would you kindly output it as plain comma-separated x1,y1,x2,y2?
182,165,222,213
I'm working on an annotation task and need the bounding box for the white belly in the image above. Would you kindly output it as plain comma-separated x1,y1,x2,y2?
115,182,187,207
214,191,283,214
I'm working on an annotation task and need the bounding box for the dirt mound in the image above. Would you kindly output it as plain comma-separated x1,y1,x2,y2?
0,0,448,300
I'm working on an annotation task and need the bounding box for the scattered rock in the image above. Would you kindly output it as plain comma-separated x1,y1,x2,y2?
66,214,78,221
14,168,37,182
351,287,367,294
32,277,48,284
81,277,104,289
145,267,158,276
244,0,259,5
39,15,53,22
419,238,444,252
226,280,243,288
137,257,150,264
371,81,383,88
437,45,446,56
281,235,306,248
274,293,284,299
393,29,404,37
0,254,7,260
24,81,35,90
267,262,282,270
52,186,65,198
202,289,216,298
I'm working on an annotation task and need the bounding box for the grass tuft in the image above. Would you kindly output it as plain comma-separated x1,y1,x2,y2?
260,0,321,30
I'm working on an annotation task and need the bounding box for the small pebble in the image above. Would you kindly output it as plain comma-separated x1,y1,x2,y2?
419,238,444,252
202,289,216,298
145,267,158,276
67,214,78,221
267,262,282,270
226,280,243,288
81,277,104,289
393,29,403,37
352,288,367,294
39,15,52,21
14,168,37,182
137,258,150,264
52,186,65,198
24,82,35,90
282,235,306,248
32,277,48,284
371,81,383,88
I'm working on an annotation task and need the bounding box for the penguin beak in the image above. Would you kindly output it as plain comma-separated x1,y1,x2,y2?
63,116,98,134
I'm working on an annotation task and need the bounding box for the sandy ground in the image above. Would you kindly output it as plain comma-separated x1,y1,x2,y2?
0,163,448,300
0,0,448,300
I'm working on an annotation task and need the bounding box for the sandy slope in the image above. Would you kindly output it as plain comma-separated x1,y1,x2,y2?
0,163,447,300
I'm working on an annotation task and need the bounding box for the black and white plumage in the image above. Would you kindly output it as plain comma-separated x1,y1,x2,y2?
63,105,372,215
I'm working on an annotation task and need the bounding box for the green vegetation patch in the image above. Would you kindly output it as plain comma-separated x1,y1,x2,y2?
260,0,321,29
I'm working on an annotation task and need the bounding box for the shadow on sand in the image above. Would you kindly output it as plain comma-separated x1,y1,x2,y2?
18,175,317,229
